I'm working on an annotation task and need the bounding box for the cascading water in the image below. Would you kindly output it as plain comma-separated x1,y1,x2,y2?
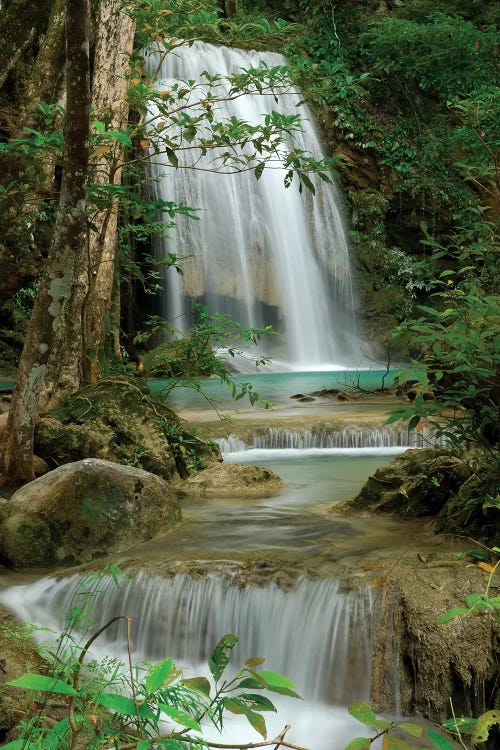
146,41,368,371
0,573,376,748
217,425,443,454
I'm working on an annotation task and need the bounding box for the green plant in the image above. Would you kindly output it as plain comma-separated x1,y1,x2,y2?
345,700,499,750
3,567,302,750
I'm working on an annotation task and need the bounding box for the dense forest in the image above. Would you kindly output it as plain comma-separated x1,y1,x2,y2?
0,1,498,748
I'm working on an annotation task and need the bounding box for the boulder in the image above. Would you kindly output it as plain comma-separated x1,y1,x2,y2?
35,381,181,480
180,462,285,498
0,459,181,568
348,448,471,517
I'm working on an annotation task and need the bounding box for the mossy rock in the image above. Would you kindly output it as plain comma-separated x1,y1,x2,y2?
0,458,182,568
35,380,220,480
348,448,471,517
0,610,44,740
179,462,285,498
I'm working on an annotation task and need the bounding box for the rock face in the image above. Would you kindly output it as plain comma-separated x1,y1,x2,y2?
349,448,471,517
0,459,181,568
180,462,285,498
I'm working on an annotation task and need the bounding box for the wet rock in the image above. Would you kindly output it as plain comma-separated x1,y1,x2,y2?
348,448,471,517
0,458,181,568
179,462,285,498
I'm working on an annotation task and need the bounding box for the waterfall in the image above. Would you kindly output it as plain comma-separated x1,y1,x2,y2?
217,425,444,454
146,41,367,372
0,573,375,747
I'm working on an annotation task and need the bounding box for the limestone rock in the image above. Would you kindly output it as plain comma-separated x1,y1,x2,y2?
348,448,471,517
0,459,181,568
180,462,285,498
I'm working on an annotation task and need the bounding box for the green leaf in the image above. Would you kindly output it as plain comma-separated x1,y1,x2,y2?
95,692,138,716
158,703,201,732
145,658,173,694
245,709,267,739
437,607,470,623
166,147,179,167
254,162,265,180
408,415,421,430
7,674,77,696
137,743,151,750
348,701,379,728
1,741,28,749
253,670,296,690
442,716,477,734
344,739,371,750
397,722,423,738
209,634,238,682
181,676,211,696
427,729,457,750
471,709,500,744
241,693,277,712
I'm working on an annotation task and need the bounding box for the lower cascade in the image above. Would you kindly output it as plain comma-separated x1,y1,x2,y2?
217,425,443,454
0,573,376,748
147,41,368,371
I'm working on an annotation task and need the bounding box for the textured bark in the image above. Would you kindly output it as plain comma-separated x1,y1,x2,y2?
1,0,90,481
40,0,136,396
19,0,66,125
0,0,52,90
83,0,135,383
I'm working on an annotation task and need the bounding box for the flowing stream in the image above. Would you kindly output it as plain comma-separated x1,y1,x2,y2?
146,41,369,371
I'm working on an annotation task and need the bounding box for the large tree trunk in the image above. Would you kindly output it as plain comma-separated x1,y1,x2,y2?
1,0,90,481
40,0,136,401
0,0,52,90
83,0,136,383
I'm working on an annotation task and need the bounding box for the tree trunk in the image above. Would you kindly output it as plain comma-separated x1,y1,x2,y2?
0,0,52,90
1,0,90,481
39,0,136,399
83,0,136,383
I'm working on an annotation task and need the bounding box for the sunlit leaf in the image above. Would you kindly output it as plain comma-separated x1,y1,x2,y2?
181,676,211,696
158,703,201,732
7,674,77,696
209,634,238,682
397,722,423,738
146,658,173,694
471,709,500,744
348,702,379,728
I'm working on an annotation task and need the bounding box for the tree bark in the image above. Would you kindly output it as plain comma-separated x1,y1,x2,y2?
40,0,136,400
83,0,136,383
1,0,90,481
0,0,52,90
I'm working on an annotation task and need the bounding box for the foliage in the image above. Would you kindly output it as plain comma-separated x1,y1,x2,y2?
3,567,301,750
387,217,499,453
346,700,499,750
437,545,500,623
133,305,275,406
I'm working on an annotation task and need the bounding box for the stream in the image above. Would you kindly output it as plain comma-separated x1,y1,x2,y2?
0,391,424,749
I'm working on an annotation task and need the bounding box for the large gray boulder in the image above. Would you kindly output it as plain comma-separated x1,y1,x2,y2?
0,459,181,568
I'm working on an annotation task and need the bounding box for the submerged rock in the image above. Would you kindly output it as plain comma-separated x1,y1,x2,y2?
179,462,285,498
0,458,181,568
348,448,471,517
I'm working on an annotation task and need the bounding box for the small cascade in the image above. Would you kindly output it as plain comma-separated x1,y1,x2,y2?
217,425,443,454
145,41,368,371
0,573,373,708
